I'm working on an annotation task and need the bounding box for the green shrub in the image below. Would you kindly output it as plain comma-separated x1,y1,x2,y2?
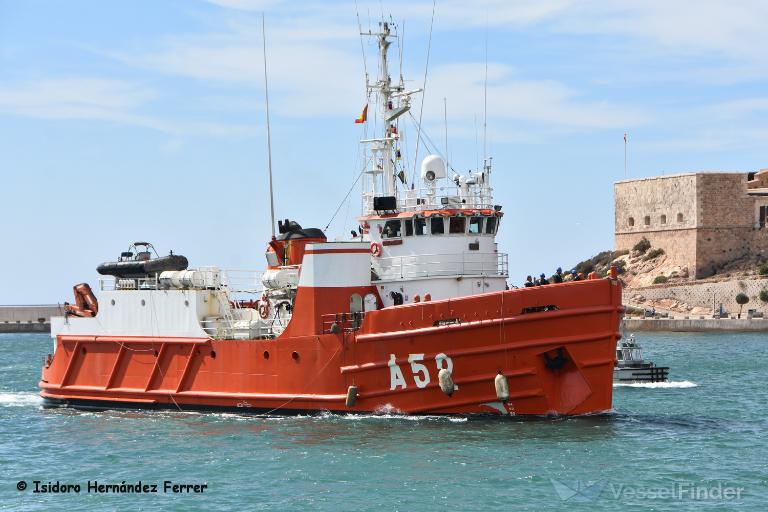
633,237,651,254
759,289,768,303
653,275,668,284
643,248,665,261
758,263,768,275
736,293,750,318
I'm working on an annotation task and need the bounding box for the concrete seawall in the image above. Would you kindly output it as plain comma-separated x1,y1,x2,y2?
0,305,60,333
625,317,768,332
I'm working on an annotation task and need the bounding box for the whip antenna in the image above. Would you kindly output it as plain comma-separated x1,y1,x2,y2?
262,13,276,238
412,0,436,183
482,18,488,165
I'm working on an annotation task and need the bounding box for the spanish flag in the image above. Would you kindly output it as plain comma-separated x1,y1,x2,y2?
354,104,368,124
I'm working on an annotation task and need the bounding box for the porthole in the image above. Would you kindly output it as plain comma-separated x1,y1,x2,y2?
111,299,116,306
141,299,146,306
263,350,270,359
184,300,189,307
210,350,217,359
291,351,300,361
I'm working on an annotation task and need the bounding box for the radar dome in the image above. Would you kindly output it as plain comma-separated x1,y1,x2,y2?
420,155,446,183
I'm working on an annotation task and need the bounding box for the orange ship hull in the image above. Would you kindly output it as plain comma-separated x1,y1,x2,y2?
40,279,621,417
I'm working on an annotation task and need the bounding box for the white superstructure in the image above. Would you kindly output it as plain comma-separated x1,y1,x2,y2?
357,21,508,307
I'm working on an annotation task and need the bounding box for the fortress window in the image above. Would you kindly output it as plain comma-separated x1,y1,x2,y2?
661,214,667,224
431,217,445,235
486,216,498,234
383,219,402,238
677,213,684,223
628,217,635,227
449,216,466,234
469,217,483,234
404,219,414,236
414,217,427,235
644,216,651,226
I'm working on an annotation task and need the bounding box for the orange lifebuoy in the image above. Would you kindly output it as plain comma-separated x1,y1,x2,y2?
258,294,271,319
258,301,270,319
370,242,383,257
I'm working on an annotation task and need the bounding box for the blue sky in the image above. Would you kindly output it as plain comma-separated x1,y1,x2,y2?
2,0,768,303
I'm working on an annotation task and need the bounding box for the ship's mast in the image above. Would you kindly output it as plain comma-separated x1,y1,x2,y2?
360,21,420,214
377,23,395,197
360,22,399,204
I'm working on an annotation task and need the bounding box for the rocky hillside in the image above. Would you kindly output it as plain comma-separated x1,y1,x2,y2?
572,237,767,289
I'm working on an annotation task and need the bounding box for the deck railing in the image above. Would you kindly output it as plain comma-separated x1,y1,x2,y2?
99,268,264,296
372,252,508,281
363,186,495,214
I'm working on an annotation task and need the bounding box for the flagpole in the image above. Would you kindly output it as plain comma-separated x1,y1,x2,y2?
623,132,628,179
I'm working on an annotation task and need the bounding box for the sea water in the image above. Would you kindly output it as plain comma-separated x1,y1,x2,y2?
1,332,766,511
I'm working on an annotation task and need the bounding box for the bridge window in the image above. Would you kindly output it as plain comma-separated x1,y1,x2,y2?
644,215,651,226
382,219,402,238
485,216,497,234
628,217,635,227
677,213,684,223
404,219,414,236
469,216,483,234
660,214,667,224
449,216,466,234
431,217,445,235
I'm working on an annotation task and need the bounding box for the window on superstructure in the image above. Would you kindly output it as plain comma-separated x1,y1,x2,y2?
661,214,667,224
382,219,402,238
431,217,445,235
644,216,651,226
449,216,466,234
677,213,684,223
404,219,414,236
414,217,427,235
485,216,497,234
469,217,483,234
628,217,635,227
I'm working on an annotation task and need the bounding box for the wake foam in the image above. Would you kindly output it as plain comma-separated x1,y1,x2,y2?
341,413,468,423
0,391,42,406
614,380,697,389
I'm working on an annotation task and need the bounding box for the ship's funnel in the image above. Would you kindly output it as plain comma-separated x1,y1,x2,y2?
421,155,446,184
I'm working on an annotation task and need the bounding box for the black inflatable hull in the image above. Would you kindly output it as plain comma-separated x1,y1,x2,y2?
97,255,188,279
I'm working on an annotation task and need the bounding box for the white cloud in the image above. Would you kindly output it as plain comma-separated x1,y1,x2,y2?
551,1,768,62
205,0,281,11
0,78,258,137
423,63,648,130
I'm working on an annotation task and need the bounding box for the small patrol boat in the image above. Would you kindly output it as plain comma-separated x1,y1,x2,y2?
614,334,669,383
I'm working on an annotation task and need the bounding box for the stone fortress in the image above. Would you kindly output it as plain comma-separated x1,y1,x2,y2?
615,169,768,279
615,168,768,317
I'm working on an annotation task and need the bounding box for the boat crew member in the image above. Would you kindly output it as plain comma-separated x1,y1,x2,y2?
524,275,535,287
537,273,549,285
571,269,581,281
553,267,563,283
